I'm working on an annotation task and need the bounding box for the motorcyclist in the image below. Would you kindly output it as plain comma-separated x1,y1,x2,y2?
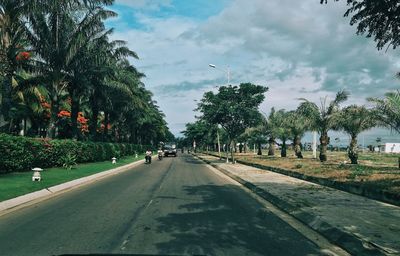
157,148,163,160
145,149,152,163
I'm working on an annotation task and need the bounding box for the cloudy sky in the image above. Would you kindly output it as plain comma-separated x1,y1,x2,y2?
107,0,400,143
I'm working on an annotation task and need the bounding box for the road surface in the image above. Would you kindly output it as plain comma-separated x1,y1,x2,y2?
0,154,343,255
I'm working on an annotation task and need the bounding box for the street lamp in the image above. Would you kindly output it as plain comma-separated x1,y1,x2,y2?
208,63,232,163
209,64,231,85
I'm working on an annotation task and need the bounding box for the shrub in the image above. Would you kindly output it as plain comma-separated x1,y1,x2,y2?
61,153,77,170
0,133,149,173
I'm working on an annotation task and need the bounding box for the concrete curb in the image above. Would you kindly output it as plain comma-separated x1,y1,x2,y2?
0,159,145,214
195,154,386,256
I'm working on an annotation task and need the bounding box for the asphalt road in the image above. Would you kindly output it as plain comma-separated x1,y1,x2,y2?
0,153,334,256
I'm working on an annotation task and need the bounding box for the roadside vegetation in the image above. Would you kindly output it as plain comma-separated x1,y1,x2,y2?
0,154,144,202
183,0,400,200
238,151,400,195
0,1,174,176
0,0,173,144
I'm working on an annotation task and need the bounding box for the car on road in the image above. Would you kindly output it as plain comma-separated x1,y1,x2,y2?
164,144,177,157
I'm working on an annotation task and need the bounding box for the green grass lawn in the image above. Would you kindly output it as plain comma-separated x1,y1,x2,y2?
0,154,144,202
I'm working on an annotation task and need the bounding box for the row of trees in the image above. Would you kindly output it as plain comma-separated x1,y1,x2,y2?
184,86,400,165
184,0,400,166
0,0,173,144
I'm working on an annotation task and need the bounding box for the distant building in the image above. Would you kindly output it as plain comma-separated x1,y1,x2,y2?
380,143,400,154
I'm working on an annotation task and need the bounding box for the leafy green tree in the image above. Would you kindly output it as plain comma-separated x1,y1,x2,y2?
183,121,214,151
338,105,376,164
197,83,268,162
298,90,349,162
322,0,400,50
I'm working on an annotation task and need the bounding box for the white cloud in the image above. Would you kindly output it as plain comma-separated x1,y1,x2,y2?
110,0,400,135
115,0,172,10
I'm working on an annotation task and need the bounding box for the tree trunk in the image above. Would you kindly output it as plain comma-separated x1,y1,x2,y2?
23,118,27,136
294,135,303,158
319,132,330,162
348,136,358,164
398,157,400,169
281,140,287,157
70,93,80,140
257,142,262,155
2,74,13,133
89,93,99,141
47,89,59,139
103,111,109,142
230,140,235,164
268,137,275,156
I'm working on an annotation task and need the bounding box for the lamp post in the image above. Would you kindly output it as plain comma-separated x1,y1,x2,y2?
209,64,230,85
312,131,317,159
208,64,232,163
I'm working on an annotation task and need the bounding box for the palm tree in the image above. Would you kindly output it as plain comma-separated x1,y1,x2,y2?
243,116,268,155
369,90,400,168
286,110,310,158
298,90,349,162
82,35,139,141
273,110,291,157
266,108,286,156
338,105,376,164
24,1,116,138
0,0,32,132
368,90,400,133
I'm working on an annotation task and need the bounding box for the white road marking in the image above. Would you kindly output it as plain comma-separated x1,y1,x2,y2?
145,199,153,209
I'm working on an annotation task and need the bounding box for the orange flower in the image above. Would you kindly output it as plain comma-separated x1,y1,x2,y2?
41,102,51,109
81,124,89,133
77,116,88,124
57,110,71,118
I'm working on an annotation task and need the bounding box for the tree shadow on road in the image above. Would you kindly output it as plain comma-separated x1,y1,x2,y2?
154,184,322,256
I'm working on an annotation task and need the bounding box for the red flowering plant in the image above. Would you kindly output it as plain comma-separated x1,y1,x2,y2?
37,95,51,124
15,51,31,61
100,123,112,132
57,110,71,118
77,112,89,134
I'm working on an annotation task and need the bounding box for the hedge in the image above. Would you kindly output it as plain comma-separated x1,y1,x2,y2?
0,133,150,174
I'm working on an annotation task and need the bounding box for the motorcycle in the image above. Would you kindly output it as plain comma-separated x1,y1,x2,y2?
157,150,163,160
145,155,152,164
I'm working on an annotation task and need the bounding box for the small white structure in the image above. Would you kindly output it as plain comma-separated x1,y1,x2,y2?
135,153,138,158
383,143,400,154
32,167,43,181
112,157,117,164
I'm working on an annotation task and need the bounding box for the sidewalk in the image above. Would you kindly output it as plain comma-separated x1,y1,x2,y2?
196,153,400,256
